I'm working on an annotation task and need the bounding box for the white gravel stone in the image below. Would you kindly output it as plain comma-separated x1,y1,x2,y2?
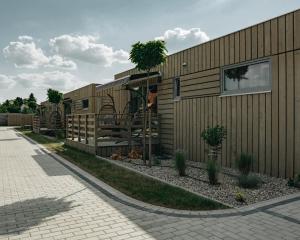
113,158,299,207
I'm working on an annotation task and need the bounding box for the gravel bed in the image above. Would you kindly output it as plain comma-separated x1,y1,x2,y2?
112,158,299,207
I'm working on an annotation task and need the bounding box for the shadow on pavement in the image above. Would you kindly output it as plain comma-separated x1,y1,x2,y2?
0,197,74,235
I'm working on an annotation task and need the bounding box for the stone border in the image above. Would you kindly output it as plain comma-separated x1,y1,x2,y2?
17,130,300,219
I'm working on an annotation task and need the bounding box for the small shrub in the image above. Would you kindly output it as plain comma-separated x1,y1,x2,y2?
153,156,161,166
235,191,246,203
201,125,227,148
237,153,253,175
288,174,300,188
287,178,295,187
55,130,65,139
238,174,261,189
174,150,186,176
207,160,219,185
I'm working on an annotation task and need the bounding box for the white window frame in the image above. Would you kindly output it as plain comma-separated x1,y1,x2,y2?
221,58,272,96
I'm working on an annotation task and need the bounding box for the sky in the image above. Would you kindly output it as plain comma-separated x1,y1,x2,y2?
0,0,299,103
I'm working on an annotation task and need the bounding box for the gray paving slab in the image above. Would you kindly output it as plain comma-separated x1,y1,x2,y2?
0,127,299,240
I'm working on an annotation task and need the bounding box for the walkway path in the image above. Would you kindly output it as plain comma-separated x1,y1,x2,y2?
0,127,299,240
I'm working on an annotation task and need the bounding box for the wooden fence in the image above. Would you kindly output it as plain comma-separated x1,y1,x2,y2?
0,113,33,126
65,113,160,156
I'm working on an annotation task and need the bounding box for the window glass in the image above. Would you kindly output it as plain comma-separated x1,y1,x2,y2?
174,77,180,98
82,99,89,109
223,60,271,94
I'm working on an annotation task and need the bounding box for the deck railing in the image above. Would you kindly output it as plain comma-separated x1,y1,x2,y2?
66,113,160,148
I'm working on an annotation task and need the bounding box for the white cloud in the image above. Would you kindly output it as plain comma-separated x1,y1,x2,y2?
13,71,85,91
155,27,210,53
0,74,15,88
3,38,48,69
49,34,129,66
47,55,77,70
3,36,77,70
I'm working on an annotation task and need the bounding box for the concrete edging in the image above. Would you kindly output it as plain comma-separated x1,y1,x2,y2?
17,130,300,219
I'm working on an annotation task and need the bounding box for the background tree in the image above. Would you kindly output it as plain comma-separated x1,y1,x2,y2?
47,89,63,105
27,93,37,112
129,40,167,166
47,88,63,130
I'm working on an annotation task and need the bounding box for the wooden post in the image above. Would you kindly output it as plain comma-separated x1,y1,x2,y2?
147,79,152,167
78,115,81,142
94,114,98,153
142,87,146,165
128,114,132,152
71,115,74,140
85,114,88,144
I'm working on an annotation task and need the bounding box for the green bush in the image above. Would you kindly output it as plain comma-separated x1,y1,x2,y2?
55,130,65,139
235,191,246,202
288,174,300,188
201,125,226,147
236,153,253,175
238,174,261,189
207,160,219,185
174,150,186,176
153,156,161,166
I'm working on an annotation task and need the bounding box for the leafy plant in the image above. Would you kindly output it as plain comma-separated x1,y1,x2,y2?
287,174,300,188
236,153,253,175
201,125,227,148
207,160,219,185
238,174,261,189
174,150,186,176
235,191,246,202
153,156,161,166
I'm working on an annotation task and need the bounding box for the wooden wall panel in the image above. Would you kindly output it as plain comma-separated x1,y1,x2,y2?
245,28,252,60
240,30,246,62
294,10,300,50
251,26,258,59
264,21,271,56
271,55,279,177
259,94,266,174
278,53,287,177
257,24,264,58
295,50,300,175
271,18,278,55
286,13,294,52
286,52,294,177
278,16,286,53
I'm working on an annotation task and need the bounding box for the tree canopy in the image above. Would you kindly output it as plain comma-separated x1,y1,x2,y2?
47,89,63,105
129,40,167,72
0,93,37,113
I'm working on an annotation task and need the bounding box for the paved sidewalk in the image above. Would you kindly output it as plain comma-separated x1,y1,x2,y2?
0,127,299,240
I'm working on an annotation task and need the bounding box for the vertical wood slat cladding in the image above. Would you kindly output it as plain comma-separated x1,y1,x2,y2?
115,9,300,177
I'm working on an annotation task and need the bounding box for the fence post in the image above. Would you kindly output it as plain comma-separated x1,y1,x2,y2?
72,115,74,140
78,115,81,142
128,114,132,152
85,114,88,144
94,114,98,153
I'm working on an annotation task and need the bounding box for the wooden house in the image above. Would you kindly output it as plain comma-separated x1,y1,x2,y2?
110,9,300,178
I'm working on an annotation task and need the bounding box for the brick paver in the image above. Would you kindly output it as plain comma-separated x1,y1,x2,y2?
0,127,299,240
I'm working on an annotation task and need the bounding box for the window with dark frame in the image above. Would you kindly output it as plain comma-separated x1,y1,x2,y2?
82,99,89,109
222,59,271,95
173,77,180,99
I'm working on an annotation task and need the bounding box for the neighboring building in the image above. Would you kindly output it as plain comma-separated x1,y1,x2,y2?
39,83,99,129
63,83,99,115
110,9,300,178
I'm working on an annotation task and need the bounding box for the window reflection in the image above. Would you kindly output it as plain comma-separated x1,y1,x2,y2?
223,61,270,93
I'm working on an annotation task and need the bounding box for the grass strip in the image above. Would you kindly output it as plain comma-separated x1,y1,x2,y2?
19,129,228,210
